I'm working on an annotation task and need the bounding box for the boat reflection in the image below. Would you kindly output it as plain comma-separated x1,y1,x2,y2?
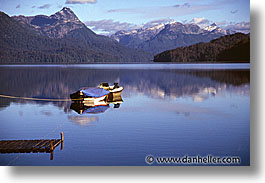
70,92,124,115
70,101,109,115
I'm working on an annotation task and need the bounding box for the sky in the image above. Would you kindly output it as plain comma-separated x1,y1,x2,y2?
0,0,250,35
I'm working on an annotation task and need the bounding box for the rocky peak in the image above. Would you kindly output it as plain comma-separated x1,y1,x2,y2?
165,22,183,29
204,23,235,35
210,23,217,27
164,22,204,34
51,7,79,21
204,23,219,32
12,7,85,38
111,23,165,43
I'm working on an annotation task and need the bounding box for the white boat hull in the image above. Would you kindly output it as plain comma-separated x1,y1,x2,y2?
83,95,107,102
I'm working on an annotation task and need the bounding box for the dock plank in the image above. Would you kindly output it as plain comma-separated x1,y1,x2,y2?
0,139,62,153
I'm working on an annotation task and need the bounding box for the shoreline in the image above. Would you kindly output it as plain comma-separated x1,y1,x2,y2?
0,61,250,65
0,63,250,70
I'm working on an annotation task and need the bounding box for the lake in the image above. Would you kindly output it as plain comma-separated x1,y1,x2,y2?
0,64,250,166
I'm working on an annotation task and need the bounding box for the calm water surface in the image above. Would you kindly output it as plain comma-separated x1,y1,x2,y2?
0,64,250,166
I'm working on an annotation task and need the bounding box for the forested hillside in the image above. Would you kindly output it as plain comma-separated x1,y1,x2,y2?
153,33,250,62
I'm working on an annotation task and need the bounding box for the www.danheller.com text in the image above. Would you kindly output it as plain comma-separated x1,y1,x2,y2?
145,155,241,165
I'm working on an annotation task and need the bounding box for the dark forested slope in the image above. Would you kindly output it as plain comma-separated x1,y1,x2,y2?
0,11,151,63
153,33,250,62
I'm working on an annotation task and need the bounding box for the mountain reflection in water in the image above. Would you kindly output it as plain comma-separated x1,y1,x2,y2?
0,65,250,166
0,67,249,111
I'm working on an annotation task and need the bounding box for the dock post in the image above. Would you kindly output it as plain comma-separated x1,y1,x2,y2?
50,140,54,151
60,132,64,150
50,140,54,160
50,150,54,160
61,141,64,151
61,132,64,142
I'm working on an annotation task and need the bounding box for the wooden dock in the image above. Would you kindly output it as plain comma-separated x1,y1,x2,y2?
0,132,64,160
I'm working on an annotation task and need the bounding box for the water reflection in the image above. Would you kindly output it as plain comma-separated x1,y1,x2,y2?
0,67,249,112
68,116,99,126
0,65,250,165
70,101,110,115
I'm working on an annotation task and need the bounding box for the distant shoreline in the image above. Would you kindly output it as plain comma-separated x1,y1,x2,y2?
0,61,250,65
0,63,250,71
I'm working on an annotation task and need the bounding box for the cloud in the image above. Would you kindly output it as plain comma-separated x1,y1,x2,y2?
107,3,193,14
173,3,190,8
85,19,139,35
182,3,191,8
31,4,52,9
189,17,210,28
107,8,140,13
107,1,229,18
86,18,176,35
57,5,63,9
142,18,174,28
65,0,97,4
216,20,227,26
223,21,250,33
37,4,52,9
188,18,250,33
16,4,21,9
230,9,238,14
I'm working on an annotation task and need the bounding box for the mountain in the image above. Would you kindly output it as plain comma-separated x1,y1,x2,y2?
111,22,235,55
13,7,87,38
203,23,235,35
111,23,165,47
0,8,151,63
0,11,93,63
153,33,250,62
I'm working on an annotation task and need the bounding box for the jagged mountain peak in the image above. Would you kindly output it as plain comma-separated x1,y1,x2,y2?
204,23,235,35
51,7,79,21
165,21,183,28
58,7,74,16
62,7,72,11
163,21,204,34
210,23,217,27
110,20,236,56
111,23,165,43
144,23,165,31
205,23,222,31
12,7,85,38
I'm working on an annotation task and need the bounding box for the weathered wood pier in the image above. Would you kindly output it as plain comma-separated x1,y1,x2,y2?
0,132,64,160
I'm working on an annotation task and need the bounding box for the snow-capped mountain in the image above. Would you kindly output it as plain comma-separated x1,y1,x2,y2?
204,23,218,32
111,21,234,55
204,23,235,35
162,22,207,34
111,23,165,45
12,7,85,38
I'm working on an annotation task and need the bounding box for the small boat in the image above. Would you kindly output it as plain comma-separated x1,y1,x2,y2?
98,83,123,93
70,89,124,114
70,87,110,102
